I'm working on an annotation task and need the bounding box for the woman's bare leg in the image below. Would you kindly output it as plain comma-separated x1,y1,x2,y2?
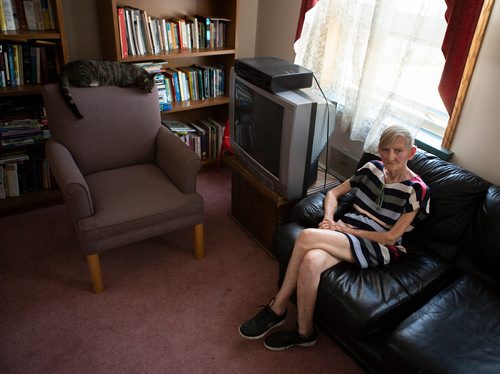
296,249,339,336
271,228,355,318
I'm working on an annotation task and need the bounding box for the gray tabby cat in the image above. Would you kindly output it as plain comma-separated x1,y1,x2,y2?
59,60,155,119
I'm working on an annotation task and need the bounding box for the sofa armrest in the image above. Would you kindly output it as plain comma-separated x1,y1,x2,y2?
290,190,355,227
155,126,201,194
45,139,94,220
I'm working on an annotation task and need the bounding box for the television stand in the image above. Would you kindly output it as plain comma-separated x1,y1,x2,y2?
224,156,294,251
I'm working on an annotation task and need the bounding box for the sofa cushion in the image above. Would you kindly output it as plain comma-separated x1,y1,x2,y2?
273,225,456,340
314,246,454,340
384,275,500,373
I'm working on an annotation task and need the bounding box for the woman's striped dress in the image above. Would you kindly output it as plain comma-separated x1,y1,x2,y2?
341,160,430,268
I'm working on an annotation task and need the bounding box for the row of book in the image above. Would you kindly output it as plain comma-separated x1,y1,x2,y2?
117,6,230,58
0,0,57,32
0,150,52,198
162,118,226,161
134,61,225,111
0,117,49,150
0,41,60,87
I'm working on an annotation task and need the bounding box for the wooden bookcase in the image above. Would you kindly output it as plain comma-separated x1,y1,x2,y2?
0,0,68,217
97,0,238,168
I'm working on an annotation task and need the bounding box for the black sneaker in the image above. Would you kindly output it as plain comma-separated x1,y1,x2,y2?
239,303,287,339
263,328,317,351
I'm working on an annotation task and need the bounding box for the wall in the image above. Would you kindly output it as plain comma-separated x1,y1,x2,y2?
449,1,500,185
61,0,102,61
236,0,259,58
254,0,302,62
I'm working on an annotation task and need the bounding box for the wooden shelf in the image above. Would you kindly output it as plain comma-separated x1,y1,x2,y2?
0,189,62,217
116,48,236,63
0,85,45,97
0,30,63,41
163,96,229,113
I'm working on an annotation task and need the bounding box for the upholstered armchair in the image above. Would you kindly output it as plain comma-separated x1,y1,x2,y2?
42,84,204,293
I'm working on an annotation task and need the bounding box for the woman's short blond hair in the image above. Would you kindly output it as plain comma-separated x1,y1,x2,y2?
378,125,414,150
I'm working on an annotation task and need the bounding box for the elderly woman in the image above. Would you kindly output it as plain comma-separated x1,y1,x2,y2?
239,125,430,351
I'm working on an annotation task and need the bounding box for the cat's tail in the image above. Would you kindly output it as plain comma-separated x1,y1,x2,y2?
59,72,84,119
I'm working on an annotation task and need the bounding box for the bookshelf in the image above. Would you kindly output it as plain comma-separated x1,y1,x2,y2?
97,0,238,168
0,0,68,217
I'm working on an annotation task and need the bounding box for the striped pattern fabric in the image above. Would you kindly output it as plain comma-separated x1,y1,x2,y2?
342,161,430,268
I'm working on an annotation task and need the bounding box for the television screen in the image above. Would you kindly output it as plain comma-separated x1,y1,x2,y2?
233,78,283,178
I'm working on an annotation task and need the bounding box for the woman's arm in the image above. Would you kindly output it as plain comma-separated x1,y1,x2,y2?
334,209,419,245
319,180,352,229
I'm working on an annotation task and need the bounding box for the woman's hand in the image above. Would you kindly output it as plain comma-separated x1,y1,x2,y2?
319,218,352,233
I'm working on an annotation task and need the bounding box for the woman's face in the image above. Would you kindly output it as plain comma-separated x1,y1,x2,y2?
378,136,416,173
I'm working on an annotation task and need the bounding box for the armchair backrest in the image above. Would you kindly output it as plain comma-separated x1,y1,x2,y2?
42,84,161,175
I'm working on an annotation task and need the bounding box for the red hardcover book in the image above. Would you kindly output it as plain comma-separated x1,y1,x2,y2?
117,7,128,58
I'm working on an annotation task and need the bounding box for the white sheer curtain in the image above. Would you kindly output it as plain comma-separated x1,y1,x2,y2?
294,0,448,154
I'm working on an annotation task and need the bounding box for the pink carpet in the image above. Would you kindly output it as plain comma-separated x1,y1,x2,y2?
0,167,362,373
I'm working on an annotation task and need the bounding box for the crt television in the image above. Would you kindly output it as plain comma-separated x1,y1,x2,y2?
229,69,336,200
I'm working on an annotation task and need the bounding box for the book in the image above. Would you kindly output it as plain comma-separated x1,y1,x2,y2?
4,162,20,197
2,0,17,31
123,8,137,56
13,0,28,30
46,0,55,29
117,7,128,58
0,1,7,31
161,120,195,133
189,121,208,160
40,0,50,29
207,117,225,156
23,0,37,31
195,15,211,48
0,164,6,199
32,0,44,30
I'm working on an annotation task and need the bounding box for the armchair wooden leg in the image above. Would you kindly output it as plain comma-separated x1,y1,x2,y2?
194,223,204,260
86,254,104,293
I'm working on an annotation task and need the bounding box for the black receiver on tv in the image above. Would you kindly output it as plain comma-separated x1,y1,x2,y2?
234,57,313,93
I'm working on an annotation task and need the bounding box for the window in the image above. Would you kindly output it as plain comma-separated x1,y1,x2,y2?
295,1,454,151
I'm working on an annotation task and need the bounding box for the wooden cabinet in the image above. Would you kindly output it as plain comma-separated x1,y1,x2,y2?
225,156,293,251
97,0,238,168
0,0,68,216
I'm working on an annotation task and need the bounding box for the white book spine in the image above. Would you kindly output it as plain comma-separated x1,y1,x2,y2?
4,163,20,197
0,165,6,199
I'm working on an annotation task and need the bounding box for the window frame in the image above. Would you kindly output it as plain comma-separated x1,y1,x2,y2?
441,0,495,149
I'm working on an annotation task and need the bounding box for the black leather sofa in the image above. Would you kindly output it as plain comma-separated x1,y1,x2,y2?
272,150,500,373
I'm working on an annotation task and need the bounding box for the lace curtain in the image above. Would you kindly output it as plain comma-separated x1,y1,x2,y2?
294,0,448,154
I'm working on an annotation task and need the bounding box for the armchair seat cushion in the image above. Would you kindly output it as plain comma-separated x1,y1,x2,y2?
384,275,500,373
77,164,203,252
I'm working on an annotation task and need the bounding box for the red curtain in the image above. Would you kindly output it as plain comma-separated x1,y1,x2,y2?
439,0,484,114
295,0,320,40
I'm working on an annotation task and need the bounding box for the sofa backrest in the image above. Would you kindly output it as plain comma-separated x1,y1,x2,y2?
458,185,500,289
358,150,491,261
42,84,160,176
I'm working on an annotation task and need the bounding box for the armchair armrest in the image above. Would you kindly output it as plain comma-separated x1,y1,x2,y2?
45,139,94,221
155,126,201,193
